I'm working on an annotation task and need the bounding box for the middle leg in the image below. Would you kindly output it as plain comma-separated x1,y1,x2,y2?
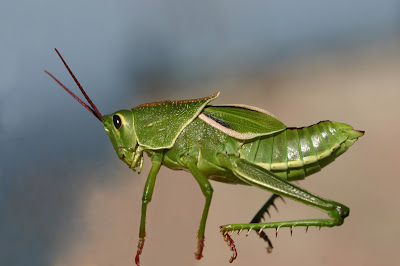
182,155,214,260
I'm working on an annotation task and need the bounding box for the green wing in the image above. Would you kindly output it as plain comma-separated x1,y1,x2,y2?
200,105,286,140
133,92,219,149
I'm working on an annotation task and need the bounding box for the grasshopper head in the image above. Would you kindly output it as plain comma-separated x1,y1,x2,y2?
103,110,138,166
46,49,139,168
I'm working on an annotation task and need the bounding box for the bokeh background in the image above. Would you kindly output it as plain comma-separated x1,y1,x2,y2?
1,1,399,266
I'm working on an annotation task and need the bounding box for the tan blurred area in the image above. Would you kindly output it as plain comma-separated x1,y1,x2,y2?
53,41,399,266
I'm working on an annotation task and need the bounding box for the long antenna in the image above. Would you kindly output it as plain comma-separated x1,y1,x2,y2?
45,48,103,122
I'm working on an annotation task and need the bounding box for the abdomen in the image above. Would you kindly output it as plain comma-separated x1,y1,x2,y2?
239,121,364,181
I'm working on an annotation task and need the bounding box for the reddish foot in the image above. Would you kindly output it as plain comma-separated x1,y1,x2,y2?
135,238,145,266
223,233,237,263
194,237,205,260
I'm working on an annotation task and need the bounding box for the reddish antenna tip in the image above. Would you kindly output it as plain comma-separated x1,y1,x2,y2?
46,49,103,122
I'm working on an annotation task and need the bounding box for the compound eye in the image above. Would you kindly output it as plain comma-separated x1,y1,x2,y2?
113,115,122,129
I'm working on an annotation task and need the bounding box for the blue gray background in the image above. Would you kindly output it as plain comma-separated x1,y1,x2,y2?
1,1,399,266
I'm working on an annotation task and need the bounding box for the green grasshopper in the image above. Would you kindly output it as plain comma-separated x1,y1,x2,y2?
46,49,364,264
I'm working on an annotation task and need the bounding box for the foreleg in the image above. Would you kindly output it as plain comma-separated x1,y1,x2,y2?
135,152,163,266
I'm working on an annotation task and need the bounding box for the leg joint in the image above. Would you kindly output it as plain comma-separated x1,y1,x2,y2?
202,183,214,196
142,197,151,205
328,203,349,221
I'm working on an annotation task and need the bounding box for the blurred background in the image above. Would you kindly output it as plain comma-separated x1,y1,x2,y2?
1,1,399,265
